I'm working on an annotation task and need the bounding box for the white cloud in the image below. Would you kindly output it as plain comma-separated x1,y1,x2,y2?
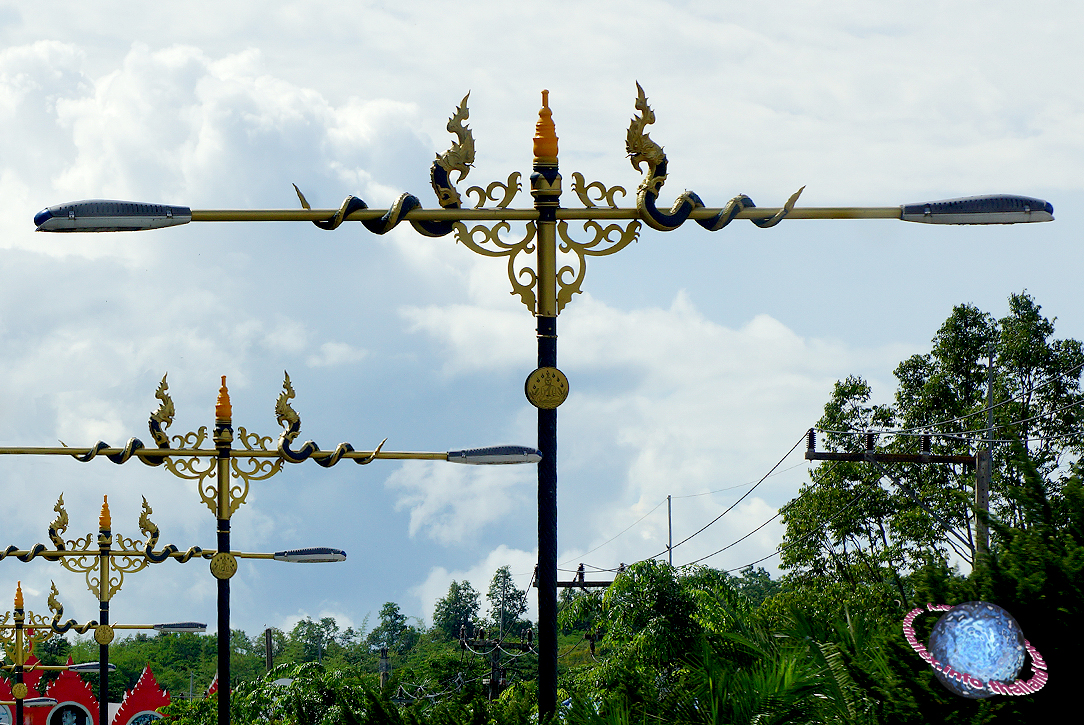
412,544,537,626
402,291,908,573
385,462,533,545
305,341,367,368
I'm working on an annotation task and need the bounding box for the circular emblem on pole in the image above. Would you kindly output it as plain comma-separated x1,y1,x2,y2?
12,683,27,699
210,552,237,580
525,367,569,409
94,624,115,645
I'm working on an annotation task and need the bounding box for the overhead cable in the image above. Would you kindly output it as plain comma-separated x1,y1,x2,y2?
645,432,807,560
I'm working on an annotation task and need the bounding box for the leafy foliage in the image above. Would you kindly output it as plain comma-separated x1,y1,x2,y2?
487,565,529,637
782,293,1084,590
432,580,480,640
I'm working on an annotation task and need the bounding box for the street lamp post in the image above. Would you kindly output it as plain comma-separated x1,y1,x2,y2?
0,489,349,725
528,92,564,711
30,84,1054,718
0,496,204,725
0,584,131,725
47,582,205,725
0,373,535,725
0,582,183,725
0,583,56,725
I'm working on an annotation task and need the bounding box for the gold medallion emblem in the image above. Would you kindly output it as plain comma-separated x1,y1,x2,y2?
525,367,569,409
94,624,115,645
210,552,237,580
12,683,27,699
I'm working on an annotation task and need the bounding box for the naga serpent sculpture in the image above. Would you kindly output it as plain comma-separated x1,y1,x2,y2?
48,581,98,634
275,371,385,466
627,82,803,232
139,496,205,564
60,374,174,465
292,93,475,237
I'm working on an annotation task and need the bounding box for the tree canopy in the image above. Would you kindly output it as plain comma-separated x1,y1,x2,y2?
781,292,1084,592
432,579,480,640
487,565,529,637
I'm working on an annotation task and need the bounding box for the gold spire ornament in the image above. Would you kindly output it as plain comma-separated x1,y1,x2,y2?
14,582,22,609
533,90,558,163
215,376,232,422
99,496,111,530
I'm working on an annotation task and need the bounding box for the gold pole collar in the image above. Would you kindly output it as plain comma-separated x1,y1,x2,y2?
533,90,559,163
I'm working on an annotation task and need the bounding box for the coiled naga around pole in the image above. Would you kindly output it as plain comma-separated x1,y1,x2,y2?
627,82,803,232
275,371,386,465
292,93,475,236
60,374,174,465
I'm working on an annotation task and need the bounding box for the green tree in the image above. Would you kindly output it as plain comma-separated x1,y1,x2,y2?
431,579,480,640
288,617,343,664
486,566,528,637
732,565,783,607
782,293,1084,590
365,603,419,655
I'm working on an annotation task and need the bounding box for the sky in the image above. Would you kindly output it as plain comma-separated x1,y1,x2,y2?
1,1,1082,649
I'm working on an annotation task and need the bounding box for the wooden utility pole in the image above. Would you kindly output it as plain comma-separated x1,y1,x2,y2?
805,429,977,561
264,628,273,672
667,496,673,566
975,344,996,557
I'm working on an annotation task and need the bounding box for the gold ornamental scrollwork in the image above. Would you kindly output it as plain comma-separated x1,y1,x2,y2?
466,172,522,209
554,218,640,313
570,172,626,209
454,221,538,313
162,425,218,508
21,609,53,631
98,548,149,603
51,495,149,602
192,459,223,517
224,470,251,520
228,426,281,516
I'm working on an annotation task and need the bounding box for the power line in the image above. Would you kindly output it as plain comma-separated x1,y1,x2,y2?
817,395,1084,446
558,498,667,567
645,432,807,560
715,475,870,573
679,507,788,567
671,461,808,499
558,456,809,573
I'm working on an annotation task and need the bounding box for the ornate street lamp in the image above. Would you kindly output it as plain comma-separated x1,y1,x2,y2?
0,584,118,725
30,84,1053,718
0,490,349,725
47,582,204,725
0,583,57,725
0,497,211,725
0,374,532,725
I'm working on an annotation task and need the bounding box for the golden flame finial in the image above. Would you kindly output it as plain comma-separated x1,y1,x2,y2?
100,495,111,530
533,89,558,163
215,375,232,422
15,582,23,609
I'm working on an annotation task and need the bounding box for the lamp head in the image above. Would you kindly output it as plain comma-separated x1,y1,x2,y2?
273,548,347,563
